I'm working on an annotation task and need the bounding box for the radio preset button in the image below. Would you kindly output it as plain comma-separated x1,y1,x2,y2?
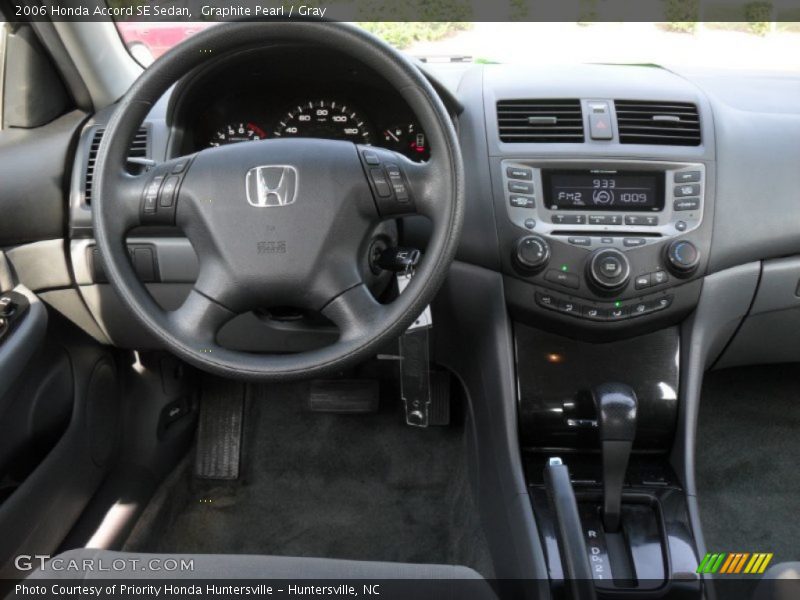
510,195,535,208
674,171,701,183
508,181,534,194
589,214,622,226
552,214,586,225
624,215,659,226
675,183,701,197
674,198,700,211
507,167,533,180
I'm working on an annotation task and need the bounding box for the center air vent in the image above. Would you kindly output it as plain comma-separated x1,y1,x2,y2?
84,126,149,205
615,100,701,146
497,99,584,143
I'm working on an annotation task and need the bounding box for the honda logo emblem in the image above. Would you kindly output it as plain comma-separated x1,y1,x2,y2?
245,165,298,207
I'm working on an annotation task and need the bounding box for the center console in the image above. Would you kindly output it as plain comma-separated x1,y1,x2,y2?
495,158,713,340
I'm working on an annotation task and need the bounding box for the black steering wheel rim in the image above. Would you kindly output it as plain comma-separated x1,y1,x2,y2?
93,21,464,381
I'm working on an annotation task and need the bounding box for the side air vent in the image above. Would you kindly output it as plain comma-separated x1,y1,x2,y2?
615,100,701,146
497,99,585,143
84,126,149,205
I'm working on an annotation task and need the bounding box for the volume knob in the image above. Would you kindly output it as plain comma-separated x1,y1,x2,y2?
514,235,550,271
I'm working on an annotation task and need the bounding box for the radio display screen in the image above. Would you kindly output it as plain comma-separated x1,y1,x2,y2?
543,170,664,212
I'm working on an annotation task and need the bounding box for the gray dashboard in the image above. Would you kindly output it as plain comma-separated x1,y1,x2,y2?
66,55,800,363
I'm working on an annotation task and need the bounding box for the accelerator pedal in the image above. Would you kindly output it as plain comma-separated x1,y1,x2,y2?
308,379,379,414
427,370,451,426
194,379,245,480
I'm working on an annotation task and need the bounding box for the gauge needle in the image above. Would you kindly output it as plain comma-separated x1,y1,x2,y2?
385,130,399,142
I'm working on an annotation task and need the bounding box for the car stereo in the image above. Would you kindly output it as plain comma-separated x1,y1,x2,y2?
543,169,664,212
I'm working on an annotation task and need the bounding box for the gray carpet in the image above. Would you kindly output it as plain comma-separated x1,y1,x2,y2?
124,381,493,576
697,364,800,565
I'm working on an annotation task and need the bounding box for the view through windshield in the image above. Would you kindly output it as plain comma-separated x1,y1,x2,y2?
114,20,800,71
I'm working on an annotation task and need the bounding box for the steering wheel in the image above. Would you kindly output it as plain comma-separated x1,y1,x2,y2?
93,22,464,381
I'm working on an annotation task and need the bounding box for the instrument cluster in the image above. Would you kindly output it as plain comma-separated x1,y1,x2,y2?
190,96,429,162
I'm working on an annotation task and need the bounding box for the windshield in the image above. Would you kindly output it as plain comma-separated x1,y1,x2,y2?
115,21,800,72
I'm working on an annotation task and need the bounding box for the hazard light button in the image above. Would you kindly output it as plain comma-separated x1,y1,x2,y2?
589,112,613,140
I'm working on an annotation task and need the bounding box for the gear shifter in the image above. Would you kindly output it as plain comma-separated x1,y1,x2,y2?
593,382,638,533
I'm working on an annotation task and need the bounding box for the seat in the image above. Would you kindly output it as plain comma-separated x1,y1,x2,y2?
26,549,497,600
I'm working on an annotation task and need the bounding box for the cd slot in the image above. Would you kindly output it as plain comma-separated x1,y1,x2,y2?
551,230,662,238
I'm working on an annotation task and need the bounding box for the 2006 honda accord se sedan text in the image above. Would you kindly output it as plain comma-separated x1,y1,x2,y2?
0,3,799,600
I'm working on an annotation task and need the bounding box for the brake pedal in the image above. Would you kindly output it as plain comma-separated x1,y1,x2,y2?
194,379,245,480
308,379,379,413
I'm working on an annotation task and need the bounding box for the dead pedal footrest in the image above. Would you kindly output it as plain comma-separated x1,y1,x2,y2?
308,379,379,413
194,379,245,480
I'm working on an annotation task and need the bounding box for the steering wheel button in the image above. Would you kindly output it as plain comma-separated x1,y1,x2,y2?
363,151,380,166
159,176,180,207
369,168,391,198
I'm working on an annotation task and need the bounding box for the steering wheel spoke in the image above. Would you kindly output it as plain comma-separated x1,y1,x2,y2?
167,288,236,347
322,283,388,342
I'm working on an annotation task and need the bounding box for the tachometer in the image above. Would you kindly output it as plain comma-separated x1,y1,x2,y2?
273,100,372,144
209,122,266,147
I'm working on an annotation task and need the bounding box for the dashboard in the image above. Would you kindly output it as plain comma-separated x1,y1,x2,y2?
174,47,430,161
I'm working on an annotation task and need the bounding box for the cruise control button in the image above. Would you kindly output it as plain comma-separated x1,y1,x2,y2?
545,269,580,290
363,151,380,165
635,274,651,289
510,195,535,208
552,214,586,225
674,171,701,183
506,167,533,180
623,238,646,248
674,198,700,211
568,237,591,246
370,168,392,198
508,181,534,194
675,183,701,197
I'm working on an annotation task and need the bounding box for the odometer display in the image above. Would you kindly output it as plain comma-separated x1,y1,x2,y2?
273,100,372,144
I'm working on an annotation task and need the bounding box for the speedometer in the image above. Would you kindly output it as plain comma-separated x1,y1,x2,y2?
273,100,372,144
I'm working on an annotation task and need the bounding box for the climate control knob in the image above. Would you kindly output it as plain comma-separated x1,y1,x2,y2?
666,240,700,275
514,235,551,271
587,248,631,293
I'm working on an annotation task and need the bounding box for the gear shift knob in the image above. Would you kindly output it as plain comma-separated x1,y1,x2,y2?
593,382,638,532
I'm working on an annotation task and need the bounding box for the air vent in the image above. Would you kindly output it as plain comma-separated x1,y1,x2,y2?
84,126,149,205
497,99,585,143
615,100,701,146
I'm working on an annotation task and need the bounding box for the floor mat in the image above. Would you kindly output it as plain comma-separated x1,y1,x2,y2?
124,381,493,576
697,364,800,565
